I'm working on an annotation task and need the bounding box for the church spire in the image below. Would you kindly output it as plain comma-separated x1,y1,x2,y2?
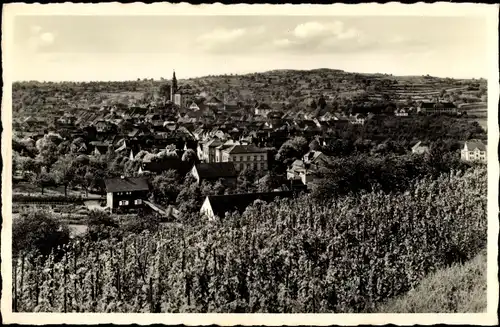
172,70,178,94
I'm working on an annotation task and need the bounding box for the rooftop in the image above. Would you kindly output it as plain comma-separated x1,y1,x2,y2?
194,162,238,180
225,144,267,154
105,176,150,193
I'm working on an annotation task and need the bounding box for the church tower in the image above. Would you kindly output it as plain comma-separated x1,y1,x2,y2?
170,70,178,101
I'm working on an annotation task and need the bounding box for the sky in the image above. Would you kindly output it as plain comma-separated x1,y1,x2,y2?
11,15,491,81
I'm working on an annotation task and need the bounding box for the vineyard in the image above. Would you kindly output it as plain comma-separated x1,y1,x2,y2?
12,167,487,313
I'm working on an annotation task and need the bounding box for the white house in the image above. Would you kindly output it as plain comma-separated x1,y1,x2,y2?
461,140,487,162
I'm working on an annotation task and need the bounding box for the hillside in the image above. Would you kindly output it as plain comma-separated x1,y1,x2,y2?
373,249,487,313
12,68,487,120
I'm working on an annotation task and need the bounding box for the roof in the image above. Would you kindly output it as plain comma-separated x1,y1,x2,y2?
225,144,267,154
206,139,224,148
255,103,272,110
104,177,150,193
194,162,238,180
412,141,430,150
204,191,294,218
142,159,185,174
464,140,486,151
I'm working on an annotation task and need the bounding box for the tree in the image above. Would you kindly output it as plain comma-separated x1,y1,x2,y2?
182,149,198,168
276,136,309,167
176,178,203,215
309,139,322,152
86,210,120,241
36,139,59,170
151,170,181,205
29,170,55,195
318,96,327,110
52,154,77,197
13,209,70,257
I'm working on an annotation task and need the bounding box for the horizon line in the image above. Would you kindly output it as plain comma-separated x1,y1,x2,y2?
12,68,486,83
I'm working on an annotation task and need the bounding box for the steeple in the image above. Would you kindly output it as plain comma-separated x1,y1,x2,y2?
172,70,178,93
171,70,178,102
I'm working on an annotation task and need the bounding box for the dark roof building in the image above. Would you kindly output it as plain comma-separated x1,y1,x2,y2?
104,176,150,193
200,191,294,220
192,162,238,183
225,144,268,154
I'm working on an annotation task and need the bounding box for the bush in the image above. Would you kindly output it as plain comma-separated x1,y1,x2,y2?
13,194,84,204
12,209,70,257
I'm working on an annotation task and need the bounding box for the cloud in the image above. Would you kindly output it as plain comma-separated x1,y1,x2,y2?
196,26,266,52
270,20,371,54
40,32,55,45
25,26,56,53
293,21,359,41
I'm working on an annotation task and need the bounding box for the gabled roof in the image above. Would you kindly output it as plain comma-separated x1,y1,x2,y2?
464,140,486,151
225,144,267,154
204,191,294,218
104,177,150,193
206,138,224,148
412,141,430,150
194,162,238,180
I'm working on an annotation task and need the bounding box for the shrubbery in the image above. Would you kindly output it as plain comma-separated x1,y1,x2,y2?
12,167,486,312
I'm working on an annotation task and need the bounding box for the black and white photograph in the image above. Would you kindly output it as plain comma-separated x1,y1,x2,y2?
1,3,498,325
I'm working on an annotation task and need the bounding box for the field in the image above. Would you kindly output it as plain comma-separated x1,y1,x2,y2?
12,167,487,313
374,249,487,313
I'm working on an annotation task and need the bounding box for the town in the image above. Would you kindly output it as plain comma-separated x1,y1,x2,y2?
12,69,487,223
11,68,488,313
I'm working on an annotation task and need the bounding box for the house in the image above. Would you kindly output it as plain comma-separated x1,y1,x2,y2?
461,140,487,162
89,141,110,155
191,162,238,188
104,176,150,213
58,114,77,125
200,191,294,220
395,108,409,117
411,141,430,154
189,101,201,111
201,138,224,163
254,103,273,116
206,96,224,110
218,144,268,171
93,120,111,133
287,151,331,186
418,102,457,115
350,113,367,125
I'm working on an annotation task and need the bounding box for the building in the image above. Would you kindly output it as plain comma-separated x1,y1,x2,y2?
349,113,367,125
104,176,150,212
287,151,331,187
191,162,238,188
461,140,487,162
200,191,294,220
217,144,268,171
200,138,224,163
394,108,409,117
411,141,430,154
254,103,273,117
419,102,457,115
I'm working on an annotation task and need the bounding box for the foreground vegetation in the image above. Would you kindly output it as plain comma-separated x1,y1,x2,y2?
373,249,487,313
12,166,486,313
